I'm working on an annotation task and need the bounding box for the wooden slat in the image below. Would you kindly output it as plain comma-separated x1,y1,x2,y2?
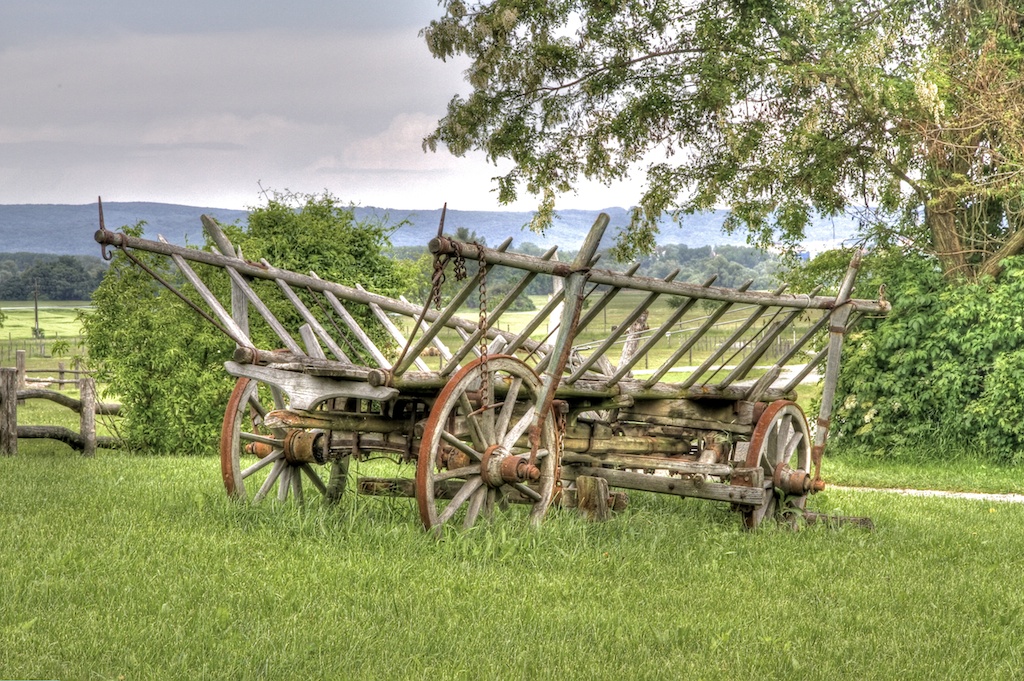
604,275,718,387
313,273,392,369
359,284,430,372
676,285,788,390
156,236,253,347
715,292,819,388
439,245,557,376
566,268,679,383
273,274,351,362
429,235,889,314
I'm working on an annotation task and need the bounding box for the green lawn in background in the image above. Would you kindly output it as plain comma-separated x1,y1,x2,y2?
0,301,89,339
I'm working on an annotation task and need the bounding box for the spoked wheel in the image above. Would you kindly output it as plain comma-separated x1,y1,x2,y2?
416,355,558,533
220,377,347,504
741,400,812,530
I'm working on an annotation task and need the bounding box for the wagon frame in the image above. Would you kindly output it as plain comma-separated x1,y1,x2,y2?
95,204,890,531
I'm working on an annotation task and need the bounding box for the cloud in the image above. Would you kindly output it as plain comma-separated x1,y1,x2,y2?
0,1,439,46
330,113,451,171
139,114,298,148
0,4,642,213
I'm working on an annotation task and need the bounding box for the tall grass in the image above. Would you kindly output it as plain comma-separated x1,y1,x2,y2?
2,451,1023,680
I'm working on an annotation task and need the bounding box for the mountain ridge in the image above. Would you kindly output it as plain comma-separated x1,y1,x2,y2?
0,201,857,256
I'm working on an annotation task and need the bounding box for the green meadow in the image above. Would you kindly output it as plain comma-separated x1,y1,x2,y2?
4,301,1024,679
2,449,1024,680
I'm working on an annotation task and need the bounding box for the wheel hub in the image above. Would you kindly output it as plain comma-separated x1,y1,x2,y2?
773,463,811,495
245,441,276,459
479,444,540,487
282,429,328,464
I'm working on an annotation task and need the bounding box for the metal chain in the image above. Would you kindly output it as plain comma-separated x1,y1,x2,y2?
429,241,467,310
429,254,449,310
477,252,489,408
452,241,467,281
554,406,565,494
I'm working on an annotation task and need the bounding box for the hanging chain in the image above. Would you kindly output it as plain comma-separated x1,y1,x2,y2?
553,405,566,495
477,252,489,409
430,241,467,310
453,243,467,282
429,254,448,310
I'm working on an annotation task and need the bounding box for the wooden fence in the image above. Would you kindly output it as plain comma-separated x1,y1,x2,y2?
0,362,121,457
0,336,84,363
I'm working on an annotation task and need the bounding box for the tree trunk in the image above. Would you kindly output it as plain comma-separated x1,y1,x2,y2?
927,194,969,278
978,228,1024,280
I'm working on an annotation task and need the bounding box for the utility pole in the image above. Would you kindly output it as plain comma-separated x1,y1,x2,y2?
33,280,40,338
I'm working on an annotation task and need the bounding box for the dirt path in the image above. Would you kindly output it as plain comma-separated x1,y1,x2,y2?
832,485,1024,505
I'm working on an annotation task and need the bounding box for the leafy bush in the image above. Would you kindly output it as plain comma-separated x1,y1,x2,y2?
84,192,409,455
829,249,1024,463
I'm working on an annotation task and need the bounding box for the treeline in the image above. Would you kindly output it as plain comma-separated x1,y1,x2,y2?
0,237,777,306
392,238,780,309
0,254,107,300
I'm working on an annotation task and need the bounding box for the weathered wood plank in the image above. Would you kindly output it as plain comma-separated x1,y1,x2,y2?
79,377,96,457
231,347,379,382
377,369,794,403
429,235,890,313
223,361,398,410
15,389,121,415
264,408,411,434
0,368,17,455
576,475,612,521
570,466,765,505
562,453,731,477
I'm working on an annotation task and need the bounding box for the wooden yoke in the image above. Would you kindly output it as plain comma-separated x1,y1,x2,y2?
809,252,863,488
527,214,609,457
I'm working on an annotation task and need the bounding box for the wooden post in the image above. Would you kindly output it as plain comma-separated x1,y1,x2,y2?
79,377,96,457
15,349,25,406
59,361,65,391
0,367,17,455
576,475,611,522
15,349,26,389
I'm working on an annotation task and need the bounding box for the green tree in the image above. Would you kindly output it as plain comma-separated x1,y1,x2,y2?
84,192,410,455
423,0,1024,278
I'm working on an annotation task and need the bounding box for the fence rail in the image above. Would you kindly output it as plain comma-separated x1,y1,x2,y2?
0,364,122,457
0,336,84,363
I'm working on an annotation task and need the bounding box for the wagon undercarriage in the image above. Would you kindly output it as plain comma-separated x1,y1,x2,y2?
95,205,889,532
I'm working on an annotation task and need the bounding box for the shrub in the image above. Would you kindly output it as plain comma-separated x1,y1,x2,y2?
829,249,1024,463
84,192,409,455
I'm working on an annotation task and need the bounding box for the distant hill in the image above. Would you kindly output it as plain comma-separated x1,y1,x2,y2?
0,201,858,256
0,202,250,256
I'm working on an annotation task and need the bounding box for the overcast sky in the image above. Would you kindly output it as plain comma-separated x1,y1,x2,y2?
0,2,640,211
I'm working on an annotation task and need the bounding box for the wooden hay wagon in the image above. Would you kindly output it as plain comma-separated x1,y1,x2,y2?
95,208,889,532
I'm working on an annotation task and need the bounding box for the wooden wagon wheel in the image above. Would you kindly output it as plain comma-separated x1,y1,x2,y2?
741,400,812,529
220,377,347,504
416,355,557,533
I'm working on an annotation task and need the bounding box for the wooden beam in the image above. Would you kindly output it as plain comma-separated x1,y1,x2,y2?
570,466,765,505
0,368,16,455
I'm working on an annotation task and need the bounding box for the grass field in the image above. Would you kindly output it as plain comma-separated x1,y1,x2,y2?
2,448,1024,680
0,301,89,339
5,301,1023,678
